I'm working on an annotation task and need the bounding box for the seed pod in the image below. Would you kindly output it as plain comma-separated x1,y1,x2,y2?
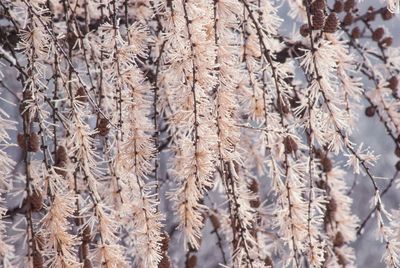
343,13,353,26
284,136,298,154
187,255,197,268
334,232,345,247
83,259,93,268
209,213,221,230
381,8,394,21
28,133,40,152
30,190,43,211
343,0,355,12
324,12,338,33
333,0,344,13
372,27,384,42
300,24,310,37
381,36,393,47
17,133,26,150
351,27,361,39
365,106,376,117
396,161,400,171
98,118,109,136
32,251,43,268
388,76,398,90
366,7,376,21
312,10,325,30
76,87,88,102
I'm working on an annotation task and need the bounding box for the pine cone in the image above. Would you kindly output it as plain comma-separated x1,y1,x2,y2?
312,10,325,30
381,36,393,47
324,12,338,33
333,0,344,13
381,8,394,21
32,251,43,268
366,7,376,21
30,190,43,211
351,27,361,39
83,259,93,268
343,0,355,12
334,232,345,247
389,76,398,90
17,133,26,150
98,118,109,136
300,24,310,37
312,0,326,11
343,13,353,26
372,27,384,41
76,87,88,102
284,136,298,154
209,213,221,229
365,106,376,117
28,133,40,152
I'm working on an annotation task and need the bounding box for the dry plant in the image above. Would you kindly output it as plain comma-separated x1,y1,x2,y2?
0,0,400,267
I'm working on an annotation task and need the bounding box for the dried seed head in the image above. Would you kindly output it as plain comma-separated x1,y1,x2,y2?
388,76,398,90
28,133,40,152
284,136,298,154
366,7,376,21
351,26,361,39
343,0,355,12
160,232,170,252
209,213,221,230
83,259,93,268
300,24,310,37
333,0,344,13
372,27,384,42
324,12,338,33
381,36,393,47
30,190,43,212
17,133,26,150
365,106,376,117
98,118,110,136
381,8,394,21
343,13,353,26
312,10,325,30
76,87,88,102
248,178,259,193
334,232,345,247
32,251,43,268
187,255,197,268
